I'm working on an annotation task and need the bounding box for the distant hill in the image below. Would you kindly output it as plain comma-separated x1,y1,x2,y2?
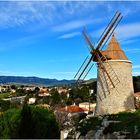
82,78,97,85
0,76,75,86
0,76,139,90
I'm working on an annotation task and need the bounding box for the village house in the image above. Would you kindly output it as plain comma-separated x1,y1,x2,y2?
79,102,96,112
28,97,36,104
57,104,88,117
24,86,36,91
0,85,10,93
57,87,69,94
39,87,50,97
56,104,88,140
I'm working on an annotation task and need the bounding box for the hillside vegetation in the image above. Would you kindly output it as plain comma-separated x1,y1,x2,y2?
74,109,140,139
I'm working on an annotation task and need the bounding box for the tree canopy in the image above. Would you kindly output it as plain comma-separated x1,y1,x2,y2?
0,105,60,139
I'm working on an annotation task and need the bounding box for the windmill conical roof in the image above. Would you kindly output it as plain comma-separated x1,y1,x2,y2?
102,35,128,60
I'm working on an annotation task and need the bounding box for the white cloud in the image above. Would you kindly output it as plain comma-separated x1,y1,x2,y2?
54,17,105,39
133,71,140,76
0,2,84,28
116,22,140,39
52,19,99,32
0,70,42,77
0,1,57,28
91,22,140,49
0,1,139,33
124,48,140,54
133,65,140,69
120,38,139,45
0,71,14,75
58,31,80,39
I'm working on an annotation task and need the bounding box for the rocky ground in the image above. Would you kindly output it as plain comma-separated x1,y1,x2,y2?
67,109,140,139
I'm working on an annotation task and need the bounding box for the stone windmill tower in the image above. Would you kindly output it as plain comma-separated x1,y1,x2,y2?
74,11,135,115
95,35,135,115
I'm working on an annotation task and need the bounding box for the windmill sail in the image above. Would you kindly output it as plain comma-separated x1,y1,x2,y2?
74,11,135,115
75,11,122,94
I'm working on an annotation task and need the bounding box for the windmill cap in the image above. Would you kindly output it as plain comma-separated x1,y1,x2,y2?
102,35,128,60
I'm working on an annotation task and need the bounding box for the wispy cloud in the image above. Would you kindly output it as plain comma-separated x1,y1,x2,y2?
133,65,140,69
0,70,42,77
58,31,80,39
52,18,100,32
0,1,57,28
124,48,140,54
120,38,140,45
0,1,139,29
116,22,140,39
93,22,140,40
0,71,14,75
133,71,140,76
0,1,101,29
54,17,106,39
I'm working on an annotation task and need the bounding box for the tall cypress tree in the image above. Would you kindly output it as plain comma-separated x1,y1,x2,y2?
18,105,34,138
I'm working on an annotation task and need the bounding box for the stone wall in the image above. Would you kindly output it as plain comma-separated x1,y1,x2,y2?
95,60,135,115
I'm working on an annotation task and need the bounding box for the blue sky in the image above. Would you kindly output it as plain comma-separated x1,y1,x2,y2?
0,1,140,80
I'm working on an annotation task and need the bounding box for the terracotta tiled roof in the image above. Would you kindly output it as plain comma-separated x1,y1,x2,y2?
134,92,140,96
58,105,88,113
102,35,128,60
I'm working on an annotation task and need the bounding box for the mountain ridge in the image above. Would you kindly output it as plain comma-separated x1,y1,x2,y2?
0,76,76,86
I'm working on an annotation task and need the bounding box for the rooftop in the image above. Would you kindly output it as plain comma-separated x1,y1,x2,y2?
134,92,140,96
58,105,88,113
102,35,128,60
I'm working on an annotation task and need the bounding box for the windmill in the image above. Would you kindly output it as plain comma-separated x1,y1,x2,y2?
74,11,135,115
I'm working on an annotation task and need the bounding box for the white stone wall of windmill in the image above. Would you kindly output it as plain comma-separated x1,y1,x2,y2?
74,11,135,116
95,35,135,115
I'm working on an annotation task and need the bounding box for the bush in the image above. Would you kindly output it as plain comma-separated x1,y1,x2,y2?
0,108,21,138
0,100,11,111
104,110,140,138
77,116,101,136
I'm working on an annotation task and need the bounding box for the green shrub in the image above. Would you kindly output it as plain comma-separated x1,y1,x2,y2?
105,110,140,138
77,116,101,136
0,108,21,138
0,100,11,111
